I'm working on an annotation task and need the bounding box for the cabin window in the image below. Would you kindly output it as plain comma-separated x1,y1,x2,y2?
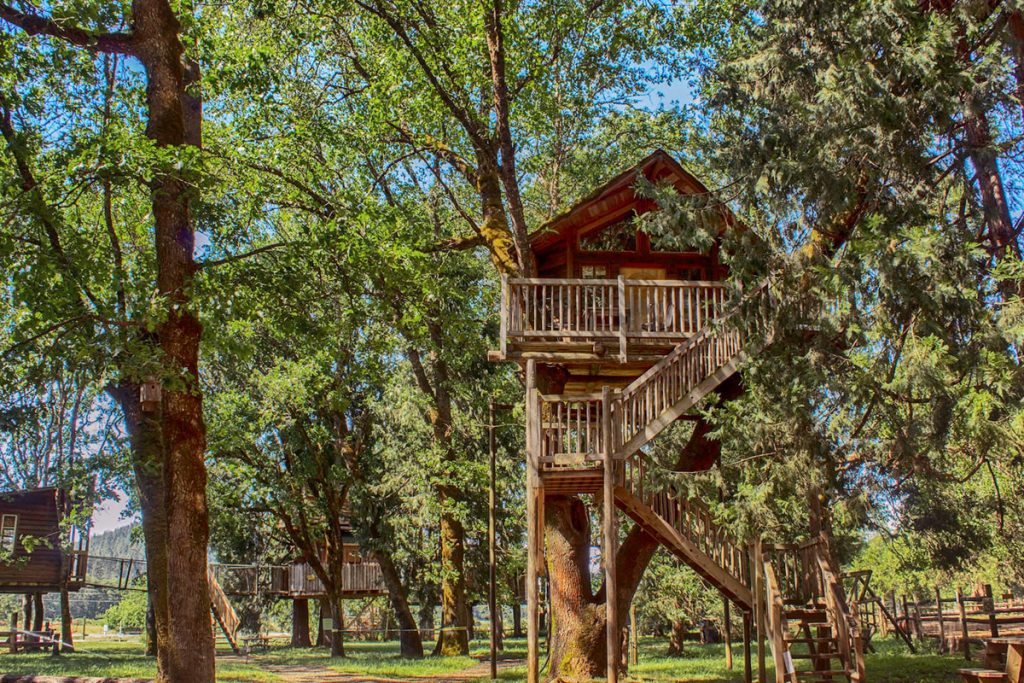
581,265,607,278
0,514,17,552
579,217,637,252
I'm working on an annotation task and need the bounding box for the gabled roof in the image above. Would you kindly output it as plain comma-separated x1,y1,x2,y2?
529,149,729,253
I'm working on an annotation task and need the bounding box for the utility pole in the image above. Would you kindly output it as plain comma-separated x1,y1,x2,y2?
488,399,513,681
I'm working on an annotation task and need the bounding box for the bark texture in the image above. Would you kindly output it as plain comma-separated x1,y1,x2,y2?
292,599,311,648
375,550,424,658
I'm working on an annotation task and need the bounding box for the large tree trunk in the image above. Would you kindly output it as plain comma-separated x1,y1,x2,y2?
375,550,424,658
438,508,469,655
133,2,214,678
544,410,725,680
292,599,311,648
110,383,170,674
32,593,43,632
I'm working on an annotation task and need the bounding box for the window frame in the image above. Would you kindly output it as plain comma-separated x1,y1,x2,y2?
0,514,19,553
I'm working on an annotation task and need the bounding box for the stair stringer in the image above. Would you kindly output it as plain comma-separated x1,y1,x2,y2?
617,349,748,460
613,485,753,610
208,568,241,654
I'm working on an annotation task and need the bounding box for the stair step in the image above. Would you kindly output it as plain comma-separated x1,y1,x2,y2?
784,609,829,622
791,652,842,660
785,636,837,644
794,670,851,679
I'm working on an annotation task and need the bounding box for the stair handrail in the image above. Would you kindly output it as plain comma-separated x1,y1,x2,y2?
763,557,794,683
815,544,865,682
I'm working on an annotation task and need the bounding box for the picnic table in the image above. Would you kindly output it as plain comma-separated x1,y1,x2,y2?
961,636,1024,683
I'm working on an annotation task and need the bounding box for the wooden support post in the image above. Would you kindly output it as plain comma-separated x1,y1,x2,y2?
499,274,508,359
744,612,753,683
525,359,540,683
724,597,733,670
985,584,999,639
912,599,924,641
936,587,946,653
488,398,498,682
629,602,638,668
9,612,17,653
753,540,766,683
602,385,619,683
957,587,971,661
901,595,911,640
617,276,627,363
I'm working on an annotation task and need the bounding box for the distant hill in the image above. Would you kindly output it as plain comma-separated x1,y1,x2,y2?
89,524,145,561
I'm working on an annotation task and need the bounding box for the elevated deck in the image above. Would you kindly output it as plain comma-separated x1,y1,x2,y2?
492,276,730,392
269,561,386,599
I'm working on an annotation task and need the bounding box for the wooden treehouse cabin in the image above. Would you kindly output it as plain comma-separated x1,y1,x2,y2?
0,488,88,595
270,533,386,600
494,151,866,683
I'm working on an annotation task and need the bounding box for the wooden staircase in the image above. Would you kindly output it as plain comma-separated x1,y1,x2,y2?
208,567,241,654
522,278,865,683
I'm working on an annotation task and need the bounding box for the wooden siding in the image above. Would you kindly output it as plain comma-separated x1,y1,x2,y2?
0,489,64,593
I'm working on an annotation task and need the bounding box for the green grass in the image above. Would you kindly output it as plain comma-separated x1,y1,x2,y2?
0,639,278,681
0,634,971,681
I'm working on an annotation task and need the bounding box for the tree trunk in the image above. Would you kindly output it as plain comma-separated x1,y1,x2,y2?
22,594,32,642
328,594,345,657
544,411,724,680
667,618,687,656
316,600,327,647
545,496,607,680
375,550,423,658
132,2,214,678
512,600,523,638
438,508,469,655
146,599,157,656
60,587,73,652
110,383,170,675
32,593,43,632
292,599,311,648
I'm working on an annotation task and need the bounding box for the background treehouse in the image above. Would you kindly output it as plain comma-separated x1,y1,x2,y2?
0,488,88,596
494,151,865,683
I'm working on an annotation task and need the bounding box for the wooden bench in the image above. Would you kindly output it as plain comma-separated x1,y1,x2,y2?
959,668,1008,683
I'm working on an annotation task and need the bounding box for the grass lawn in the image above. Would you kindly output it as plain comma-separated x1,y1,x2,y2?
0,639,277,682
0,634,970,681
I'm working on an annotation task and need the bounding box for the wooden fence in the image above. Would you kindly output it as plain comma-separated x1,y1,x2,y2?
863,584,1024,659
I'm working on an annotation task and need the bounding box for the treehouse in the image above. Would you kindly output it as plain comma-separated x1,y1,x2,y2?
0,487,88,594
270,532,386,599
496,151,866,683
493,149,734,391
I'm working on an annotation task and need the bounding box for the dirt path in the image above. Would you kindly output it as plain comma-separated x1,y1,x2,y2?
253,656,523,683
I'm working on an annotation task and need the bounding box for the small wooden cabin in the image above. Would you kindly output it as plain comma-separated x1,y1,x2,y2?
0,488,88,594
494,149,736,394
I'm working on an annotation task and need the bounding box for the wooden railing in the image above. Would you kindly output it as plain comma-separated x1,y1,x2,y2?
818,551,865,682
763,559,794,683
501,276,729,360
537,393,606,469
208,567,242,652
618,453,749,589
763,539,824,605
269,561,385,596
617,324,743,457
64,550,88,586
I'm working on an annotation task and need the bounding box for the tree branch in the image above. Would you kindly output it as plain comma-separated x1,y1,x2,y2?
0,3,135,53
197,241,294,269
